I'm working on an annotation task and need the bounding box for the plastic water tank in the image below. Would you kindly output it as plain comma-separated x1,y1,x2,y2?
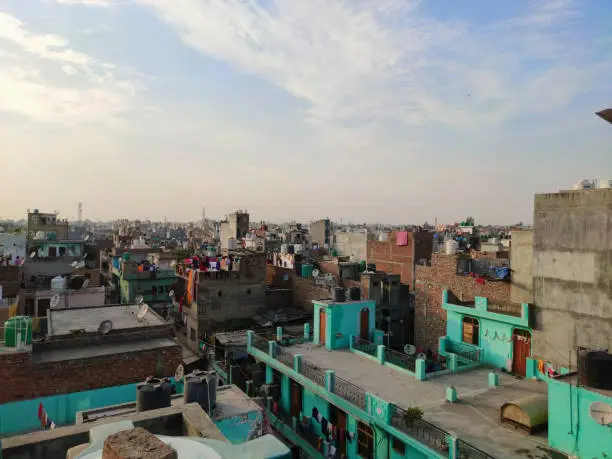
4,316,33,347
579,351,612,391
136,378,172,412
51,276,66,291
332,287,345,302
347,286,361,301
184,371,218,413
445,240,459,255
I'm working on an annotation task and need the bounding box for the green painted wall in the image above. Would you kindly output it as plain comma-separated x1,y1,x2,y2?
313,300,376,350
302,387,330,439
548,378,612,458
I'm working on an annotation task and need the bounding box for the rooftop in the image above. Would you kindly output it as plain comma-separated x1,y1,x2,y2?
286,342,551,459
48,304,167,337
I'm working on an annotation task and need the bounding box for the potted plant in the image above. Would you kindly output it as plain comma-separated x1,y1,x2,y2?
403,407,424,427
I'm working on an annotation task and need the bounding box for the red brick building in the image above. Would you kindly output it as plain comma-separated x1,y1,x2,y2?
366,231,434,289
414,253,511,352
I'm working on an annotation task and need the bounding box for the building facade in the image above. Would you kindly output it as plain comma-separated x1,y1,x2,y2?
309,219,331,247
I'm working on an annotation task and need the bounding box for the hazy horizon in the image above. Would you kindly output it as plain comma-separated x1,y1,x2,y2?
1,0,611,224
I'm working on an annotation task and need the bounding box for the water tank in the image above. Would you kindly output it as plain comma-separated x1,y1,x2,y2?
578,351,612,390
332,287,345,303
445,240,459,255
51,276,66,291
347,286,361,301
4,316,33,347
122,252,131,261
136,378,172,412
301,264,313,278
280,244,288,254
184,371,218,413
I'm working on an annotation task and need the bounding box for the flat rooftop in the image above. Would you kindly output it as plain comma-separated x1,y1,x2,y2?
48,305,167,337
212,385,262,421
287,343,552,459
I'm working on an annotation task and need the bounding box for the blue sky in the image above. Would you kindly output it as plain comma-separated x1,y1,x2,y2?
1,0,610,224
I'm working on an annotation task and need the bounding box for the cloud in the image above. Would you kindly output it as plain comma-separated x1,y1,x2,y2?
54,0,113,6
0,12,140,125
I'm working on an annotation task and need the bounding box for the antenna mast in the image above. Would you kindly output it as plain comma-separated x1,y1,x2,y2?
77,202,83,224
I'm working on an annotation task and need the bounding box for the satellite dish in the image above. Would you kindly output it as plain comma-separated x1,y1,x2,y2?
170,260,176,267
30,251,37,258
417,352,427,360
174,364,184,382
137,304,149,319
82,279,90,289
82,253,88,259
312,269,320,278
98,320,113,335
135,295,144,305
168,290,175,298
589,401,612,425
84,234,90,241
325,273,333,281
74,261,85,269
50,294,60,309
404,344,417,356
71,260,78,268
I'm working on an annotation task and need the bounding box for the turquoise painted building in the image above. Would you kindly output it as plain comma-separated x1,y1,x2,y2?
441,291,532,375
115,259,177,307
245,298,491,459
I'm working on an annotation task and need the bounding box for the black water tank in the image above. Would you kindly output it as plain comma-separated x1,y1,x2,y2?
580,351,612,390
348,286,361,301
184,370,218,413
456,258,471,274
332,287,345,302
136,378,172,412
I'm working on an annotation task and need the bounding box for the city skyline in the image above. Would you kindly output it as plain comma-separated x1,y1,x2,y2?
1,0,611,223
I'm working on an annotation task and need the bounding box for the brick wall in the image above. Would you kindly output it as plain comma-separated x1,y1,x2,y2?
265,265,330,314
0,345,182,404
414,253,511,352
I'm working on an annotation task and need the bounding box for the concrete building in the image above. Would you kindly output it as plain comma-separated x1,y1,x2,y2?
26,209,69,241
0,232,26,265
309,219,330,247
510,230,534,304
334,230,370,262
220,211,250,249
532,189,612,367
246,296,549,459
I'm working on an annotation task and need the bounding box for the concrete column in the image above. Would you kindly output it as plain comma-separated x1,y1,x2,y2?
446,386,457,403
229,365,239,385
377,344,386,365
304,323,310,340
488,372,499,387
276,326,283,343
246,330,254,348
415,358,426,381
325,370,336,393
265,365,273,384
439,336,448,354
349,334,356,350
448,435,459,459
268,340,277,358
246,380,252,396
294,354,303,373
449,354,458,372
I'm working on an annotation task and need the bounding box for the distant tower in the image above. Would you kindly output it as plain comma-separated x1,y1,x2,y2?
201,206,206,227
77,202,83,224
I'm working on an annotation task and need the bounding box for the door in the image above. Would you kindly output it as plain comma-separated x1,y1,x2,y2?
512,329,531,376
462,317,479,345
360,308,370,339
330,406,347,456
319,309,326,345
290,380,303,417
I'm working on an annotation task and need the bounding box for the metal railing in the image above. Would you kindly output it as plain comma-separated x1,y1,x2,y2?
267,403,322,456
487,302,522,317
252,334,270,353
334,375,366,410
301,360,326,387
354,336,377,357
457,439,496,459
276,345,294,368
385,347,416,372
446,341,480,365
391,407,451,454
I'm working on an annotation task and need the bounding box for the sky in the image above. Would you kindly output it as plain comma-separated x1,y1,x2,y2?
0,0,611,225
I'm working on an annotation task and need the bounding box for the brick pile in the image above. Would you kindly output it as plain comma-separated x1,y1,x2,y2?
0,346,182,404
414,253,511,352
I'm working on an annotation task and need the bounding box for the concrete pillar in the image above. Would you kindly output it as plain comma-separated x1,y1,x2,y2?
439,336,448,354
488,371,499,387
294,354,303,373
276,326,283,343
268,340,277,358
377,344,386,365
449,354,458,372
265,365,273,384
304,323,310,340
325,370,336,393
349,334,356,350
448,435,459,459
446,386,457,403
415,359,426,381
246,330,254,348
229,365,239,385
246,380,252,396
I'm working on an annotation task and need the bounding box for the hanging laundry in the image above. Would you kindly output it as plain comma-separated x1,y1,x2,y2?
38,403,55,430
321,417,328,434
328,445,337,458
396,231,409,246
312,407,319,420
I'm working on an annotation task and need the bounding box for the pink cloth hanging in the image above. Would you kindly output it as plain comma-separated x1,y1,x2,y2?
396,231,408,246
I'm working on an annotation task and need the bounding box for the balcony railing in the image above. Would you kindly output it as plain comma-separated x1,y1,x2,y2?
267,403,323,457
385,347,417,373
354,336,377,357
334,375,366,410
276,345,294,368
457,439,496,459
486,302,522,317
391,407,451,454
252,335,270,353
301,360,326,387
446,341,480,365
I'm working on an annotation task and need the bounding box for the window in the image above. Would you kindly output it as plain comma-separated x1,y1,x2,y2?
392,437,406,455
218,290,223,297
462,317,480,346
357,421,374,458
59,247,66,256
48,246,57,257
190,327,196,341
